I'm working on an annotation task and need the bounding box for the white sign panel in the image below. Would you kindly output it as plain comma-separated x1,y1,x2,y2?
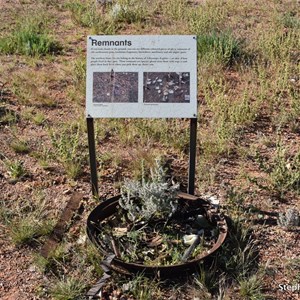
86,35,197,118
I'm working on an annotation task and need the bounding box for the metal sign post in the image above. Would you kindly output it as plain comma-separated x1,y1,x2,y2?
87,117,99,198
188,118,197,195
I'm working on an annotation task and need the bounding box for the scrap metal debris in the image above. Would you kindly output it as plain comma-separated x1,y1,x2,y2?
40,192,83,258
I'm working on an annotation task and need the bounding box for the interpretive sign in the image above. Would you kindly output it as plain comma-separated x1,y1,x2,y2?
86,35,197,118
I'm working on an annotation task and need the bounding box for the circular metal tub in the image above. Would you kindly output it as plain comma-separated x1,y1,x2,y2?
87,193,227,277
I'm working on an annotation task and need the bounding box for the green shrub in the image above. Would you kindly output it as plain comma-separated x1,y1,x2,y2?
188,3,225,35
49,124,87,179
110,0,147,24
269,144,300,195
10,139,30,154
197,32,242,66
279,12,300,29
11,217,53,246
238,275,264,300
259,28,299,63
66,0,99,27
4,159,27,179
0,17,61,56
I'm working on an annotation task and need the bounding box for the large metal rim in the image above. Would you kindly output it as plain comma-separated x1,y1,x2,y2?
87,193,228,276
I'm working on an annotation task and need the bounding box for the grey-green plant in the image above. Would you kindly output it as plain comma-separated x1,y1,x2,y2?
0,16,61,56
278,208,299,230
119,159,179,223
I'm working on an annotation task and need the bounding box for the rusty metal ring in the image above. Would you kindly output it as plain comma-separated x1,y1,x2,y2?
87,193,228,277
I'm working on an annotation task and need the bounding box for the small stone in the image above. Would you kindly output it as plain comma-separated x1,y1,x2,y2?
77,235,86,245
28,265,37,272
183,234,198,245
208,196,220,208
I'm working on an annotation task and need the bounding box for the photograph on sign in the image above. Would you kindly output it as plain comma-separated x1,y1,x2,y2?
93,71,138,103
143,72,190,103
86,35,197,118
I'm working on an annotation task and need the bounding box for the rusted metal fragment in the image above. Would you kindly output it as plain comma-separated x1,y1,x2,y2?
177,191,200,201
86,273,111,298
41,192,83,258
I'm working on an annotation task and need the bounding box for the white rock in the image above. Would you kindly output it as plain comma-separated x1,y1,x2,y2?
209,196,220,207
183,234,198,245
77,235,87,245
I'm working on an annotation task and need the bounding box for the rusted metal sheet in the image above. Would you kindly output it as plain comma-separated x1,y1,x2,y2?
87,193,228,277
41,192,83,258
